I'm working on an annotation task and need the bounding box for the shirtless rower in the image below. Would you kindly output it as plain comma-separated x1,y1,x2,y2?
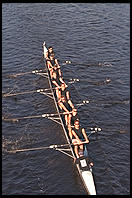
69,120,89,158
46,53,60,77
52,64,62,80
58,83,70,100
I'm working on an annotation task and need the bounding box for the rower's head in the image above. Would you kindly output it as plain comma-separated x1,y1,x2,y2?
48,46,53,53
74,119,80,128
72,108,77,115
50,53,55,60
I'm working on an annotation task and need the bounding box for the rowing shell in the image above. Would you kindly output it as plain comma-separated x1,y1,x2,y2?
43,42,96,195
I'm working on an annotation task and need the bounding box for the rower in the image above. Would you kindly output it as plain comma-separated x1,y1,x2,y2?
52,64,62,80
69,120,89,159
46,53,60,77
45,46,54,60
58,83,70,100
58,95,74,126
69,108,80,127
51,71,65,99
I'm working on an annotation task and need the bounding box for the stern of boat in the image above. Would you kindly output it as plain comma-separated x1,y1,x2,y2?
77,157,96,195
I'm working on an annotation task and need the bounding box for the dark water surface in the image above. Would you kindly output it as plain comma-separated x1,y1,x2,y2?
2,3,130,195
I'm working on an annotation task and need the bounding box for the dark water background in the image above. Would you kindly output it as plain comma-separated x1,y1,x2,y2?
2,3,130,195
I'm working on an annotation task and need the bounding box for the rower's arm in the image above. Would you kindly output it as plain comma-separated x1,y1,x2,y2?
66,91,70,100
68,99,74,109
55,58,59,66
58,90,61,100
60,77,66,85
45,51,49,59
47,61,53,70
82,128,89,143
58,102,70,113
52,80,60,88
58,68,62,77
68,125,72,139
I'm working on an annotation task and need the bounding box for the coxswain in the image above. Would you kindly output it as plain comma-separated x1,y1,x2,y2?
69,120,89,159
58,95,74,126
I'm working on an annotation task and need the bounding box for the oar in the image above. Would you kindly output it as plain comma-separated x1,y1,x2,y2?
62,60,113,67
67,77,111,85
2,88,55,98
62,59,120,67
86,127,102,137
6,142,80,159
6,128,100,154
3,77,111,98
76,100,90,106
81,77,111,85
7,143,70,154
76,98,130,107
2,111,73,122
6,69,46,78
5,57,119,79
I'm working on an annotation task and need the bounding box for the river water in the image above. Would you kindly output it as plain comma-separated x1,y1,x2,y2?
2,3,130,195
